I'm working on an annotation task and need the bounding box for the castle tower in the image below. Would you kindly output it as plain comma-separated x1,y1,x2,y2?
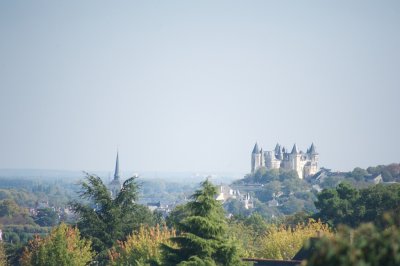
307,143,319,176
251,142,262,173
260,148,265,168
290,144,303,179
109,151,122,198
250,142,320,179
309,143,318,161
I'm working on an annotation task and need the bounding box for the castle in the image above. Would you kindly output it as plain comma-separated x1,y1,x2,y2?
251,143,319,179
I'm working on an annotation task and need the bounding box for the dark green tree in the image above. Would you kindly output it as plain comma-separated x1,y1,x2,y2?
304,220,400,266
314,183,360,227
162,179,242,265
34,208,59,227
70,174,155,263
348,167,368,181
315,183,400,228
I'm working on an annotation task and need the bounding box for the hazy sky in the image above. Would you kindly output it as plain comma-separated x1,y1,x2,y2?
0,1,399,174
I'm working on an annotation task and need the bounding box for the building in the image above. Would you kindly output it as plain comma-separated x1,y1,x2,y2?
109,152,122,198
216,185,240,202
216,185,254,209
251,143,319,179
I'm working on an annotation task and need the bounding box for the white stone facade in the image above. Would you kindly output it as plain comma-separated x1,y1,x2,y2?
251,143,319,179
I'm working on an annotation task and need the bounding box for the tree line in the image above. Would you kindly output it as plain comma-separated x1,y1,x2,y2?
1,172,400,265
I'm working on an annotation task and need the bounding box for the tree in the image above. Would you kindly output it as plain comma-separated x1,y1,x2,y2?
256,181,281,202
258,219,332,260
20,223,93,266
0,199,19,217
34,208,59,227
70,174,155,263
0,241,7,266
109,224,176,266
348,167,368,181
166,204,190,229
315,183,400,228
162,179,243,265
314,183,360,227
303,220,400,266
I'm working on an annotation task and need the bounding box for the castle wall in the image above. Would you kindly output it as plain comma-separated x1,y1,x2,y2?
251,153,263,173
256,144,319,179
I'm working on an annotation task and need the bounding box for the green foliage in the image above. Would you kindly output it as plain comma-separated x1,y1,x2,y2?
0,200,19,218
367,163,400,182
315,183,400,228
0,241,8,266
70,174,155,263
0,199,35,228
166,204,190,229
227,213,270,258
303,219,400,266
282,211,312,227
255,181,282,202
109,224,176,266
34,208,59,227
162,179,243,266
20,223,93,266
2,225,50,245
241,169,298,184
348,167,368,181
224,199,251,217
236,169,315,218
258,219,332,260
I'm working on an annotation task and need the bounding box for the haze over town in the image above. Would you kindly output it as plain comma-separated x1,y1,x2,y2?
1,1,399,174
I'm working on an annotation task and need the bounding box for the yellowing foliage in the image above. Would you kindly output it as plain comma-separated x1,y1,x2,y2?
0,241,7,266
228,222,261,258
109,224,176,265
258,219,332,260
20,223,93,266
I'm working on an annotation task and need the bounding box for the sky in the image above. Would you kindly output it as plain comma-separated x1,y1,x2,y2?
0,1,399,174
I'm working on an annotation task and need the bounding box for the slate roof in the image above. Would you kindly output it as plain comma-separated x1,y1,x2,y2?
252,142,260,154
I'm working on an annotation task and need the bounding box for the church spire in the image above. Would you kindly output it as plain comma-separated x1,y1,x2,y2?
114,151,120,180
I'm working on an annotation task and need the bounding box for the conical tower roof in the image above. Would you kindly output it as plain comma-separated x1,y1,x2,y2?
291,144,299,154
309,143,317,154
274,143,281,154
252,142,260,154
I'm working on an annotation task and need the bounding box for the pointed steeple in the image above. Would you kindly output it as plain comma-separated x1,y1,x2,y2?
309,143,317,154
291,144,299,154
252,142,260,154
114,151,120,180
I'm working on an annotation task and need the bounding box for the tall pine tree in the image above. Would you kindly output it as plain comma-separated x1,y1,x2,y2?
162,179,242,266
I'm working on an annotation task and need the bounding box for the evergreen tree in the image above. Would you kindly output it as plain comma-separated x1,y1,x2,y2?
162,179,242,266
70,174,155,263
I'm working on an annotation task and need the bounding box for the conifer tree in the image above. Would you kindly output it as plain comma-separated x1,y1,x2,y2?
162,179,242,266
70,174,155,263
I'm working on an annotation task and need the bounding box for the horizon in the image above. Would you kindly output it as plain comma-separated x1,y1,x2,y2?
1,1,399,173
